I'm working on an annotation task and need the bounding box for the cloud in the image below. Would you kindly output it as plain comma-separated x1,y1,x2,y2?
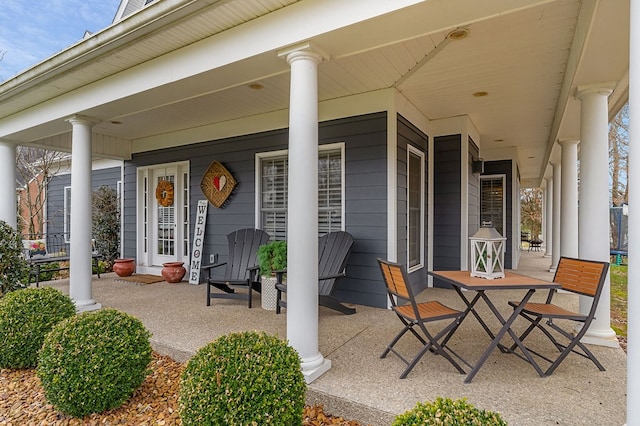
0,0,120,81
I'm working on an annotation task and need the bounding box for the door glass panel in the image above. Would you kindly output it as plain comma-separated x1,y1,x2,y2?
157,175,175,256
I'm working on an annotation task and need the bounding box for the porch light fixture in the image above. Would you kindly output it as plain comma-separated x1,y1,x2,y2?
472,91,488,97
446,28,470,40
248,82,264,90
470,225,506,279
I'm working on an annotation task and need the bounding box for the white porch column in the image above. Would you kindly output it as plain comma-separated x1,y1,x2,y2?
544,177,553,257
576,86,617,347
559,139,579,258
0,141,17,228
549,162,561,272
280,43,330,383
67,116,101,312
628,0,640,421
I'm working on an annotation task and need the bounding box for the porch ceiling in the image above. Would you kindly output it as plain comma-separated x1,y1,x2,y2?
0,0,629,188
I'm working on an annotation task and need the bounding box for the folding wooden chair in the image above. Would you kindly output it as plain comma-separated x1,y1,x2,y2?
509,256,610,376
204,228,270,308
377,259,466,379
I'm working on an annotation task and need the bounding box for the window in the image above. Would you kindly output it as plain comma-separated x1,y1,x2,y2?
257,144,344,239
480,175,506,236
407,146,424,270
63,186,71,242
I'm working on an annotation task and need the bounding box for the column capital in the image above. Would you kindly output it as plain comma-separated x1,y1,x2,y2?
66,114,99,127
278,41,329,65
558,138,579,147
575,83,615,100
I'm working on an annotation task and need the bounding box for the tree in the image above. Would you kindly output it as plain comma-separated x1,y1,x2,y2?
16,147,69,235
520,188,543,239
92,186,120,268
609,103,628,206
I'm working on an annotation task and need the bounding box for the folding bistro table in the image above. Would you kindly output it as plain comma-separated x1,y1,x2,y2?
429,270,560,383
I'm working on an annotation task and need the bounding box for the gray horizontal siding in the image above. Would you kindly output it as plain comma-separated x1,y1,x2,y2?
433,135,461,288
46,167,121,236
123,112,389,308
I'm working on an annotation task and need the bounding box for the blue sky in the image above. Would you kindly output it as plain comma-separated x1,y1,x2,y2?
0,0,121,81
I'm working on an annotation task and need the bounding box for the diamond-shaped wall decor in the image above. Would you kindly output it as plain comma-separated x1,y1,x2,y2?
201,161,237,208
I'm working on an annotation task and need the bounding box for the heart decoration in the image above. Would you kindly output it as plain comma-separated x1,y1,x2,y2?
213,175,226,191
201,161,237,208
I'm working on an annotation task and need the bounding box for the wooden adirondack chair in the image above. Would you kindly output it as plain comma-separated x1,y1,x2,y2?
204,228,270,308
275,231,355,315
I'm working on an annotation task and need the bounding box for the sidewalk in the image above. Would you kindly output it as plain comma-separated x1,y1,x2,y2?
44,250,626,425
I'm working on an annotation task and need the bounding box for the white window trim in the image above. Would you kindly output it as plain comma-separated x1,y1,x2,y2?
255,142,346,233
480,174,506,236
63,186,71,243
407,145,424,272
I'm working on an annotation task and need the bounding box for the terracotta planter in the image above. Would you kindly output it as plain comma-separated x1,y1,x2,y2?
162,262,186,283
113,258,136,277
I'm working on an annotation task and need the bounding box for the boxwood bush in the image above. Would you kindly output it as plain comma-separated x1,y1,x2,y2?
0,287,75,368
0,220,30,295
179,331,306,425
37,308,152,417
392,397,507,425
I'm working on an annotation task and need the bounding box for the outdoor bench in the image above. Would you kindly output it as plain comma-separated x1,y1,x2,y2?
22,233,102,287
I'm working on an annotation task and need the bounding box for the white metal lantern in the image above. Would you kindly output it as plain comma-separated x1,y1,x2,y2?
470,226,506,279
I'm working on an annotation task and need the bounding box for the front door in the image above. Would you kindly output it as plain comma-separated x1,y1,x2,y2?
138,162,189,269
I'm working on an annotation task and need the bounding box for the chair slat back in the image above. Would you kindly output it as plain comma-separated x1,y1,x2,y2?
225,228,270,280
377,259,412,303
553,257,609,298
318,231,354,295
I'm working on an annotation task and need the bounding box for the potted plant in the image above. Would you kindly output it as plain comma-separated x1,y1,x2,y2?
257,241,287,311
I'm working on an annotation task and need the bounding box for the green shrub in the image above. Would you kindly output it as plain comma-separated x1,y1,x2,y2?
0,287,75,368
392,397,507,426
0,220,30,295
179,331,306,425
92,186,120,269
37,308,152,417
257,241,287,276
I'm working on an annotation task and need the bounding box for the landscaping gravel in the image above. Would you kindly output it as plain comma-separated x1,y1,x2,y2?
0,352,364,425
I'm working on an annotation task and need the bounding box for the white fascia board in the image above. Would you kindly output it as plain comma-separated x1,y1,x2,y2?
430,116,471,137
133,89,397,152
91,159,124,170
481,146,519,163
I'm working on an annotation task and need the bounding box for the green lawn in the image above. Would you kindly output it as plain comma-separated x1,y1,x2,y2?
610,264,627,337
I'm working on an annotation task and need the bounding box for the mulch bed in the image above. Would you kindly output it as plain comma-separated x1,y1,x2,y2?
0,352,363,425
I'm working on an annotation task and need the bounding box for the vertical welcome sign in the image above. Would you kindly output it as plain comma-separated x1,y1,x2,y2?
189,200,208,284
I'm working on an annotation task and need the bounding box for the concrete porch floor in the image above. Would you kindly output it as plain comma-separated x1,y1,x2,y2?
44,250,626,425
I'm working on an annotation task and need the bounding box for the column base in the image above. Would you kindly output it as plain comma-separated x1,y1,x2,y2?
548,266,557,273
303,358,332,384
581,328,620,348
74,300,102,313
